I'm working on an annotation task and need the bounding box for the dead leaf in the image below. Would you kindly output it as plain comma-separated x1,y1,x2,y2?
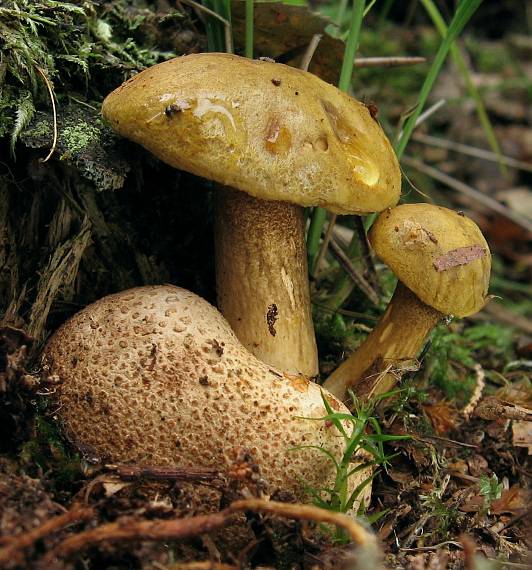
466,455,488,478
102,481,131,497
512,421,532,453
423,402,458,434
231,1,345,83
491,485,530,515
459,494,485,513
433,245,487,271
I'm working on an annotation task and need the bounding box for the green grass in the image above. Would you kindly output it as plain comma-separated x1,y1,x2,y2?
292,390,409,536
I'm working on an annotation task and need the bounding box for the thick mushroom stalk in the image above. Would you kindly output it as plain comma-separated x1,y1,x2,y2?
101,53,401,375
215,189,317,376
42,285,370,502
323,204,491,403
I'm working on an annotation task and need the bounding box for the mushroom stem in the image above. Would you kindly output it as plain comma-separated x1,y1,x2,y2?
322,282,443,402
215,187,319,377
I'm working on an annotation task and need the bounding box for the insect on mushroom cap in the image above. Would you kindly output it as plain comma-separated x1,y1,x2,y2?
102,52,401,215
369,203,491,317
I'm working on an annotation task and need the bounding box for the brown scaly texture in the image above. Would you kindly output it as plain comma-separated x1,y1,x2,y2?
371,204,491,317
42,285,368,500
102,53,401,214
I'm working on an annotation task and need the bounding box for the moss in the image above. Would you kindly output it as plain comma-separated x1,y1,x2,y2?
61,122,100,155
22,105,132,191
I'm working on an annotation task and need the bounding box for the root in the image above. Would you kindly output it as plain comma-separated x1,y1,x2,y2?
38,499,379,566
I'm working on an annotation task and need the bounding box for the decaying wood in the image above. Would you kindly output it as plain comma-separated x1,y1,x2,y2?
27,216,91,339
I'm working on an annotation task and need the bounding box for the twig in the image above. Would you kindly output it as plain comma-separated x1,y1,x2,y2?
34,66,57,163
417,434,478,448
0,505,94,565
463,363,485,419
181,0,233,53
402,155,532,233
474,302,532,335
329,238,380,306
42,510,233,565
299,33,322,72
231,499,377,547
400,540,463,552
104,463,224,483
163,560,236,570
354,56,426,67
398,99,446,140
354,216,382,296
412,133,532,174
312,214,337,277
43,499,379,565
311,301,378,321
473,397,532,421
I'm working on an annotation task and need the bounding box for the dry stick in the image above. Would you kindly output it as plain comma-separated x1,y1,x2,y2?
353,216,382,296
43,510,233,565
397,99,446,141
473,302,532,335
0,505,94,565
312,213,337,277
400,540,463,552
402,155,532,233
43,499,378,564
412,133,532,174
105,463,223,483
354,56,426,67
229,499,376,547
329,238,380,306
299,33,323,72
473,397,532,422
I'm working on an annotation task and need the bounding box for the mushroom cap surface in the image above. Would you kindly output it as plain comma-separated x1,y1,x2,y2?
370,204,491,317
102,53,400,215
42,285,365,499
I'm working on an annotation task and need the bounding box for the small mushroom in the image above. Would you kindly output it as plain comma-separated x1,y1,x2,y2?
42,285,370,501
102,53,401,377
323,204,491,402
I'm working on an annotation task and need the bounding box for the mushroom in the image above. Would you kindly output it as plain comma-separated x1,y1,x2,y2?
322,204,491,402
42,285,371,502
102,52,401,377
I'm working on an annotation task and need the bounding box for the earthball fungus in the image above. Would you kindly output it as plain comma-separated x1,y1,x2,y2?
102,52,401,377
323,203,491,402
42,285,370,501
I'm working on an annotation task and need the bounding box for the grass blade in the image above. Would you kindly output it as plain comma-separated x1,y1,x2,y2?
245,0,254,58
395,0,484,159
420,0,505,174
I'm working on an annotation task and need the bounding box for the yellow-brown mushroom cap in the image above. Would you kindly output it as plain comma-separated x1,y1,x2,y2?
369,204,491,317
102,53,400,215
42,285,370,500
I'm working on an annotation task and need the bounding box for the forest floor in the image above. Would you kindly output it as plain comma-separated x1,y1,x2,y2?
0,1,530,569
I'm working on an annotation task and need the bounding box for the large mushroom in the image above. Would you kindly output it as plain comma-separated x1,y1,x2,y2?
322,203,491,402
42,285,370,502
102,52,401,377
